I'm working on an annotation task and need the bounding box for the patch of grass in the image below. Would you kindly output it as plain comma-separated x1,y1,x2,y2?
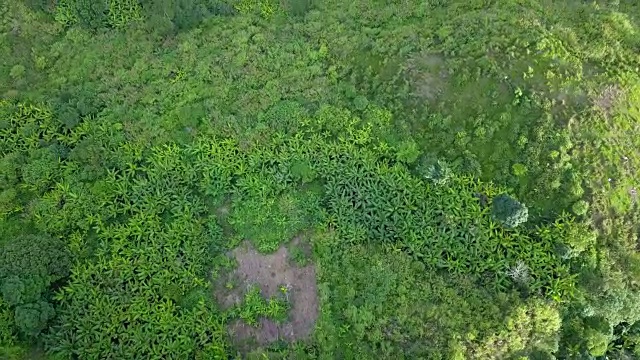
288,245,309,267
232,285,290,326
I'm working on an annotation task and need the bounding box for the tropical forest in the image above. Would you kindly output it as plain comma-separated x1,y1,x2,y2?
2,0,640,359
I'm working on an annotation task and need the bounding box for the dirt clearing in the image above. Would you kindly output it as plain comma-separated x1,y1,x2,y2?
215,240,319,347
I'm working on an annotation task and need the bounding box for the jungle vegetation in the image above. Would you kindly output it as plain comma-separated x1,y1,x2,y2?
1,0,640,358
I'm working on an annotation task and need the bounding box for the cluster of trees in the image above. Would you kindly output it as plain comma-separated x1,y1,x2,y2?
0,96,610,358
26,0,312,31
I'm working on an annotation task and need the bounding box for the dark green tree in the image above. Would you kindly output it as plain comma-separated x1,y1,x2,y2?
14,301,55,338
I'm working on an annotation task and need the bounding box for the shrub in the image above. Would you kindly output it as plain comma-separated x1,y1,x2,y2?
0,153,22,189
585,328,609,357
572,200,589,216
290,160,316,183
71,0,108,29
234,285,289,326
21,148,60,193
9,65,25,80
107,0,143,28
423,160,453,186
492,194,528,228
284,0,313,16
141,0,236,32
14,301,55,338
354,95,369,111
396,140,421,164
0,233,70,339
550,220,597,260
0,189,19,218
1,276,45,307
0,234,70,282
512,163,528,177
0,299,24,360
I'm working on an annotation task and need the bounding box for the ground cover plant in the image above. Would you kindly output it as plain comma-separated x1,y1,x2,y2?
2,0,640,358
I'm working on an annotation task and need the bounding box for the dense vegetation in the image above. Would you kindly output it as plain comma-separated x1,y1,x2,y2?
1,0,640,358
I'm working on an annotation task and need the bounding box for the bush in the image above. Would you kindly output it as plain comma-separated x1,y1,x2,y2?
492,194,529,228
1,276,45,307
0,233,70,340
0,299,24,359
14,301,55,338
423,160,453,186
21,148,60,193
353,95,369,111
140,0,236,31
71,0,108,29
0,234,70,282
9,65,25,80
396,140,421,164
560,316,613,358
233,285,289,326
572,200,589,216
0,153,22,189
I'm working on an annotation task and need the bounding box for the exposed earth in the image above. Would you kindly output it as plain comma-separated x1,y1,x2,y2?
216,239,319,348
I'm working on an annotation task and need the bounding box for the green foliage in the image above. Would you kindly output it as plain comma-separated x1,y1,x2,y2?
492,194,529,228
288,245,308,267
0,98,582,356
1,277,44,307
55,0,236,30
5,0,640,357
512,163,528,177
0,153,21,189
107,0,143,28
0,233,69,344
233,285,289,326
14,301,54,338
55,0,143,29
234,0,279,18
65,0,108,29
142,0,236,31
560,316,612,358
610,322,640,358
314,240,563,359
9,65,25,80
0,299,25,360
47,182,230,357
423,160,453,186
544,219,596,261
571,200,589,216
21,148,61,194
0,234,70,282
395,139,420,164
282,0,313,17
229,174,321,252
353,95,369,111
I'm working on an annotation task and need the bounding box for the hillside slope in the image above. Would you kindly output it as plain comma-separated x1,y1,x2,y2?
1,0,640,358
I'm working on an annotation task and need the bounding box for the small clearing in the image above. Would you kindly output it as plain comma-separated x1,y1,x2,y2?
216,240,319,347
406,53,448,103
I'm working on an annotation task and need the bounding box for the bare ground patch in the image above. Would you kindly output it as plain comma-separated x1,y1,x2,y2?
405,52,448,102
592,84,625,116
215,240,318,348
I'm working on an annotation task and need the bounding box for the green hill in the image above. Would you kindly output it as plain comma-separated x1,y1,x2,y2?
2,0,640,358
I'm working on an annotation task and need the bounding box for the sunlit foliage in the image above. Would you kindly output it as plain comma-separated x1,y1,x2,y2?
2,0,640,358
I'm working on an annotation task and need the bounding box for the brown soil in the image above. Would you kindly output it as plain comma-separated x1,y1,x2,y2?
215,240,319,348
